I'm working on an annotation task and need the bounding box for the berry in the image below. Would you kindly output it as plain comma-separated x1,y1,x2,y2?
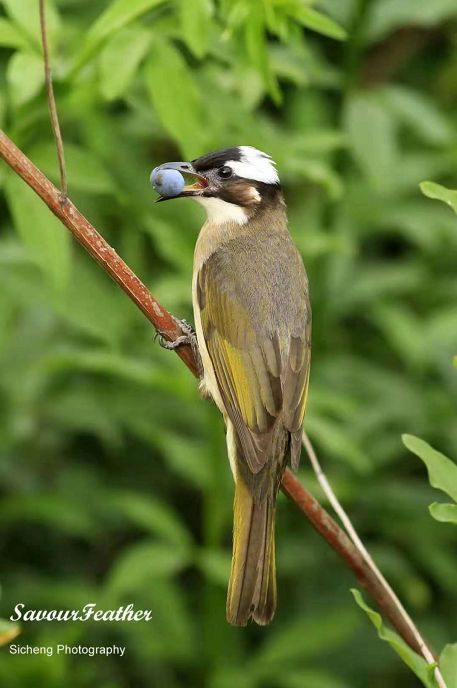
150,168,185,197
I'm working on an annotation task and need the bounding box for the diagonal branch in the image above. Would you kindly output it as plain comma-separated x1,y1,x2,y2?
0,129,431,661
0,131,196,376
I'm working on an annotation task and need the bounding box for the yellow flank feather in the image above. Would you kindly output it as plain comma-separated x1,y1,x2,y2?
221,339,256,427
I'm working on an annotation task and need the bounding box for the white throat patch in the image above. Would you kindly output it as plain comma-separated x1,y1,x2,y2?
227,146,279,185
193,196,248,225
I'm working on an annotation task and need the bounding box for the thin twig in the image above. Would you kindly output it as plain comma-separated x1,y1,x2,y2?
39,0,67,201
0,129,437,662
302,432,446,688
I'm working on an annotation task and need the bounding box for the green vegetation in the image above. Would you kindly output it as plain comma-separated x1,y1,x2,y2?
0,1,456,686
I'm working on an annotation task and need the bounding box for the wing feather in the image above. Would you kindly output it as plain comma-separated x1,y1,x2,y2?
197,236,311,476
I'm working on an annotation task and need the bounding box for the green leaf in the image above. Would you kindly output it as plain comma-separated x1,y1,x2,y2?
196,548,231,586
276,670,350,688
382,86,452,145
6,52,44,107
402,435,457,503
288,157,343,200
0,18,29,49
440,644,457,688
373,303,425,369
144,215,195,272
429,503,457,525
144,39,205,157
43,349,161,393
351,589,436,688
344,93,397,191
46,385,122,447
0,619,20,647
157,431,211,489
0,494,96,538
209,667,256,688
99,25,151,100
4,172,70,292
305,416,370,472
2,0,60,50
420,181,457,215
131,578,195,659
107,541,190,594
244,10,281,104
29,142,115,194
112,492,193,547
287,6,347,41
72,0,166,73
338,261,423,312
253,609,359,669
179,0,213,58
0,91,5,132
54,258,132,345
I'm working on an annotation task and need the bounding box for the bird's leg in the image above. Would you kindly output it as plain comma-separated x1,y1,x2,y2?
158,317,202,368
156,317,203,378
158,317,195,349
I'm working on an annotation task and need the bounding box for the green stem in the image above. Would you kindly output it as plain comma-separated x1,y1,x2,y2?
343,0,371,94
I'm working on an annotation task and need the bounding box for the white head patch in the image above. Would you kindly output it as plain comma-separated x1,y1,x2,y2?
226,146,279,185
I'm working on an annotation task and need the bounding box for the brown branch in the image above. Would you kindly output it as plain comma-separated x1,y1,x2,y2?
39,0,67,199
0,131,196,374
0,129,428,658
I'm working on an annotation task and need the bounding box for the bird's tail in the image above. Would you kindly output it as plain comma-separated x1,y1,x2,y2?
226,476,276,626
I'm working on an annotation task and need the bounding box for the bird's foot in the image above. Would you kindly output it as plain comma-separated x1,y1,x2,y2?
158,317,197,351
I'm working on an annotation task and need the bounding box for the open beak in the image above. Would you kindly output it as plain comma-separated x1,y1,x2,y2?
152,161,208,201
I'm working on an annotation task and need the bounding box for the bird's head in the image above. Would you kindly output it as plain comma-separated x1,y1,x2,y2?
152,146,282,224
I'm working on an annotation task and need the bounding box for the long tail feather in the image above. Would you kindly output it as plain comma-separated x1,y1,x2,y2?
226,476,276,626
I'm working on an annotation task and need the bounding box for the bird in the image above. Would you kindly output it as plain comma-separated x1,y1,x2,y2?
153,146,311,625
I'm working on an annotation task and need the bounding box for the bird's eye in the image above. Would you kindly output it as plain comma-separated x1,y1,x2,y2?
217,166,232,179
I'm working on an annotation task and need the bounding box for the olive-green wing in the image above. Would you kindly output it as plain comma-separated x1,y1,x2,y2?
197,250,310,474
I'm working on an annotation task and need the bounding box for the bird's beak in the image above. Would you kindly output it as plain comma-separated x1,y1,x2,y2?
153,161,208,201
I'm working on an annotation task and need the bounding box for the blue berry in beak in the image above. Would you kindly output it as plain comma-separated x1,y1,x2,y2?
150,168,185,197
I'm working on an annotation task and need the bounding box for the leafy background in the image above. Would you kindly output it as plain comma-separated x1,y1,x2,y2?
0,0,456,686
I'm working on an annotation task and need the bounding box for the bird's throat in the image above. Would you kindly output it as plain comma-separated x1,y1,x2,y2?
193,196,248,225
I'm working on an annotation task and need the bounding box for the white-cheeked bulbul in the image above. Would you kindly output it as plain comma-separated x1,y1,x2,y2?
155,146,311,625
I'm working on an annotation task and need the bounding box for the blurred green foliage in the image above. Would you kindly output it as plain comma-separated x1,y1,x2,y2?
356,433,457,687
0,0,456,686
351,589,437,688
